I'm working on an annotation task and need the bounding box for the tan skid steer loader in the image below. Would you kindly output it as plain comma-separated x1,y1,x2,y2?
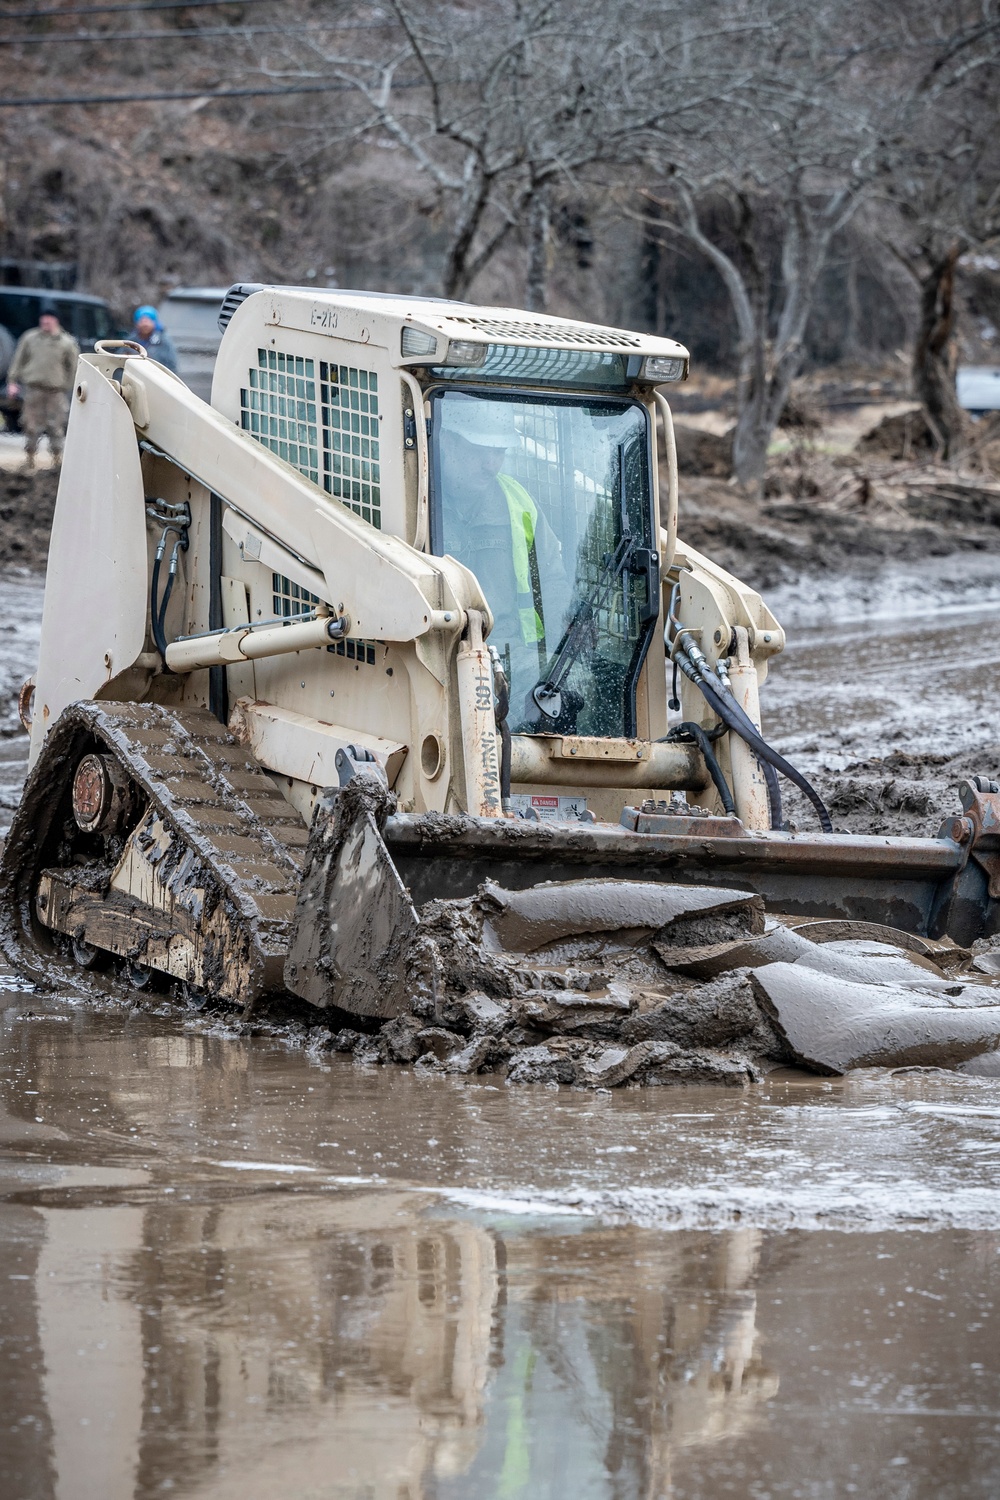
3,284,1000,1024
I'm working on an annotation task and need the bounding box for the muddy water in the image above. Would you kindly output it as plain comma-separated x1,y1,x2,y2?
3,564,1000,1497
3,986,1000,1500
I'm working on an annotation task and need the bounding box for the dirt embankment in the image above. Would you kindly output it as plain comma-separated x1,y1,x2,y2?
774,748,1000,841
0,470,59,573
669,393,1000,592
4,396,1000,588
676,452,1000,594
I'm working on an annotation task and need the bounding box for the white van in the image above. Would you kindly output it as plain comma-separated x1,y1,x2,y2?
957,365,1000,415
160,287,229,401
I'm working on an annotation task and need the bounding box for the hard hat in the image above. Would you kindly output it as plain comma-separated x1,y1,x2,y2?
439,397,519,448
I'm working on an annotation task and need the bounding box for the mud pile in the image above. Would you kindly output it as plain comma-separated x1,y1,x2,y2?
269,784,1000,1086
0,468,59,572
678,462,1000,594
774,747,1000,840
316,898,1000,1086
296,860,1000,1086
324,881,778,1088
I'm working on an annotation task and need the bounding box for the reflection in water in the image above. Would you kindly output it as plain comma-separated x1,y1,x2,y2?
4,995,1000,1498
38,1198,145,1500
444,1229,776,1500
14,1185,775,1499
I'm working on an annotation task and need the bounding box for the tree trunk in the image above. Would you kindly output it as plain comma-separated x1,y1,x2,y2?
913,243,965,458
731,344,770,487
525,186,550,312
843,253,861,362
443,177,490,299
731,338,806,488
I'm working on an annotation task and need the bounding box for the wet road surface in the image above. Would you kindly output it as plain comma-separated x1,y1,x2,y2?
3,563,1000,1497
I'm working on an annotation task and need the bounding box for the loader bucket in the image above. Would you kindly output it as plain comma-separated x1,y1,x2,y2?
282,771,1000,1020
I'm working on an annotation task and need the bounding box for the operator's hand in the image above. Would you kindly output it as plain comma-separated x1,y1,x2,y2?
5,382,19,398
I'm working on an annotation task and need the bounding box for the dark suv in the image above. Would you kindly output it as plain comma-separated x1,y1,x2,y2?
0,288,120,430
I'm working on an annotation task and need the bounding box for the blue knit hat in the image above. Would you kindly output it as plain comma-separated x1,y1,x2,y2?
133,304,161,328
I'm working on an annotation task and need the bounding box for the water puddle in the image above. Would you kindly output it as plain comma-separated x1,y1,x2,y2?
2,976,1000,1498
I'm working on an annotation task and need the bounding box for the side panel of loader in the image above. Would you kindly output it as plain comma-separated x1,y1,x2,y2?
29,368,149,764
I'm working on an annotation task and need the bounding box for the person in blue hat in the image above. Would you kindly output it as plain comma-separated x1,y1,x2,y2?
130,304,178,373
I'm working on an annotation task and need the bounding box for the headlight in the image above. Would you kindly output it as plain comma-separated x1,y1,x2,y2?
441,339,488,367
401,327,439,358
641,355,686,382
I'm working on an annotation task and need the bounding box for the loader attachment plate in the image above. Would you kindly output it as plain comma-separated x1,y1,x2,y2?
285,782,418,1019
381,811,990,946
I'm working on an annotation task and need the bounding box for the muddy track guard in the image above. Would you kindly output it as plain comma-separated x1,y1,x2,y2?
0,702,305,1004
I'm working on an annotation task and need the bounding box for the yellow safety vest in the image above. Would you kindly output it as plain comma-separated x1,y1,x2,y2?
497,473,545,645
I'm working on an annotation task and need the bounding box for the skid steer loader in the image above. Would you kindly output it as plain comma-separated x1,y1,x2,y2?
3,283,1000,1029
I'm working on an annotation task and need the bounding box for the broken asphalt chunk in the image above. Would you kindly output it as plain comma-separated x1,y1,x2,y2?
481,879,764,955
751,962,1000,1073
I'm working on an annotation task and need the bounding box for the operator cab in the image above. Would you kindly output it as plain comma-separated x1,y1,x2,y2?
425,347,662,740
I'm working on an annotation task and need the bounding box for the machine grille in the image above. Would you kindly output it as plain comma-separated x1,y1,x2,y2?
218,282,265,331
319,362,381,528
328,639,377,666
241,352,382,533
447,315,642,349
241,350,319,483
273,573,377,666
272,573,319,618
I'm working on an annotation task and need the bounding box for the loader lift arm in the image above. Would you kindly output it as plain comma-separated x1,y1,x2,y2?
109,349,489,648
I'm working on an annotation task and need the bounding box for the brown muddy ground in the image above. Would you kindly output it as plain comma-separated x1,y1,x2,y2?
678,454,1000,593
0,468,58,573
763,587,1000,837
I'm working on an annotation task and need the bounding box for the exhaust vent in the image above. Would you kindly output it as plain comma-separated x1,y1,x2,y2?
218,282,266,332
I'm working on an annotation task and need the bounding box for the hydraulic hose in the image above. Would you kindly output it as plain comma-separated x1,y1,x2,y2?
150,545,167,661
156,538,182,646
665,583,830,833
694,674,832,833
149,519,189,669
499,718,512,806
690,676,782,828
663,721,736,816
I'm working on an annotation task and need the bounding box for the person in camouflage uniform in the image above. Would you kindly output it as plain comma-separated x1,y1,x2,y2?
6,306,79,470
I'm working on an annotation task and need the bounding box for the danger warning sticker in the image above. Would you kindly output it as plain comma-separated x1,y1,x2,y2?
509,794,589,823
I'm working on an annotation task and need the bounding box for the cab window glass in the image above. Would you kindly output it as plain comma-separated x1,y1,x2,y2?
430,388,656,738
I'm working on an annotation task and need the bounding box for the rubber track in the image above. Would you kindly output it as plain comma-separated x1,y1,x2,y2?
0,701,309,1003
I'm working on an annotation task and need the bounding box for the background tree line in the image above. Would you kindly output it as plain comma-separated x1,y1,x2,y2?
1,0,998,484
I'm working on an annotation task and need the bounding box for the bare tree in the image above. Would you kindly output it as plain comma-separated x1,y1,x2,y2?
876,9,1000,455
257,0,738,306
637,0,905,488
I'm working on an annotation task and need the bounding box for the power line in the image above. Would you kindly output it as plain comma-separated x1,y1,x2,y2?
2,0,277,19
0,21,391,44
0,77,424,107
